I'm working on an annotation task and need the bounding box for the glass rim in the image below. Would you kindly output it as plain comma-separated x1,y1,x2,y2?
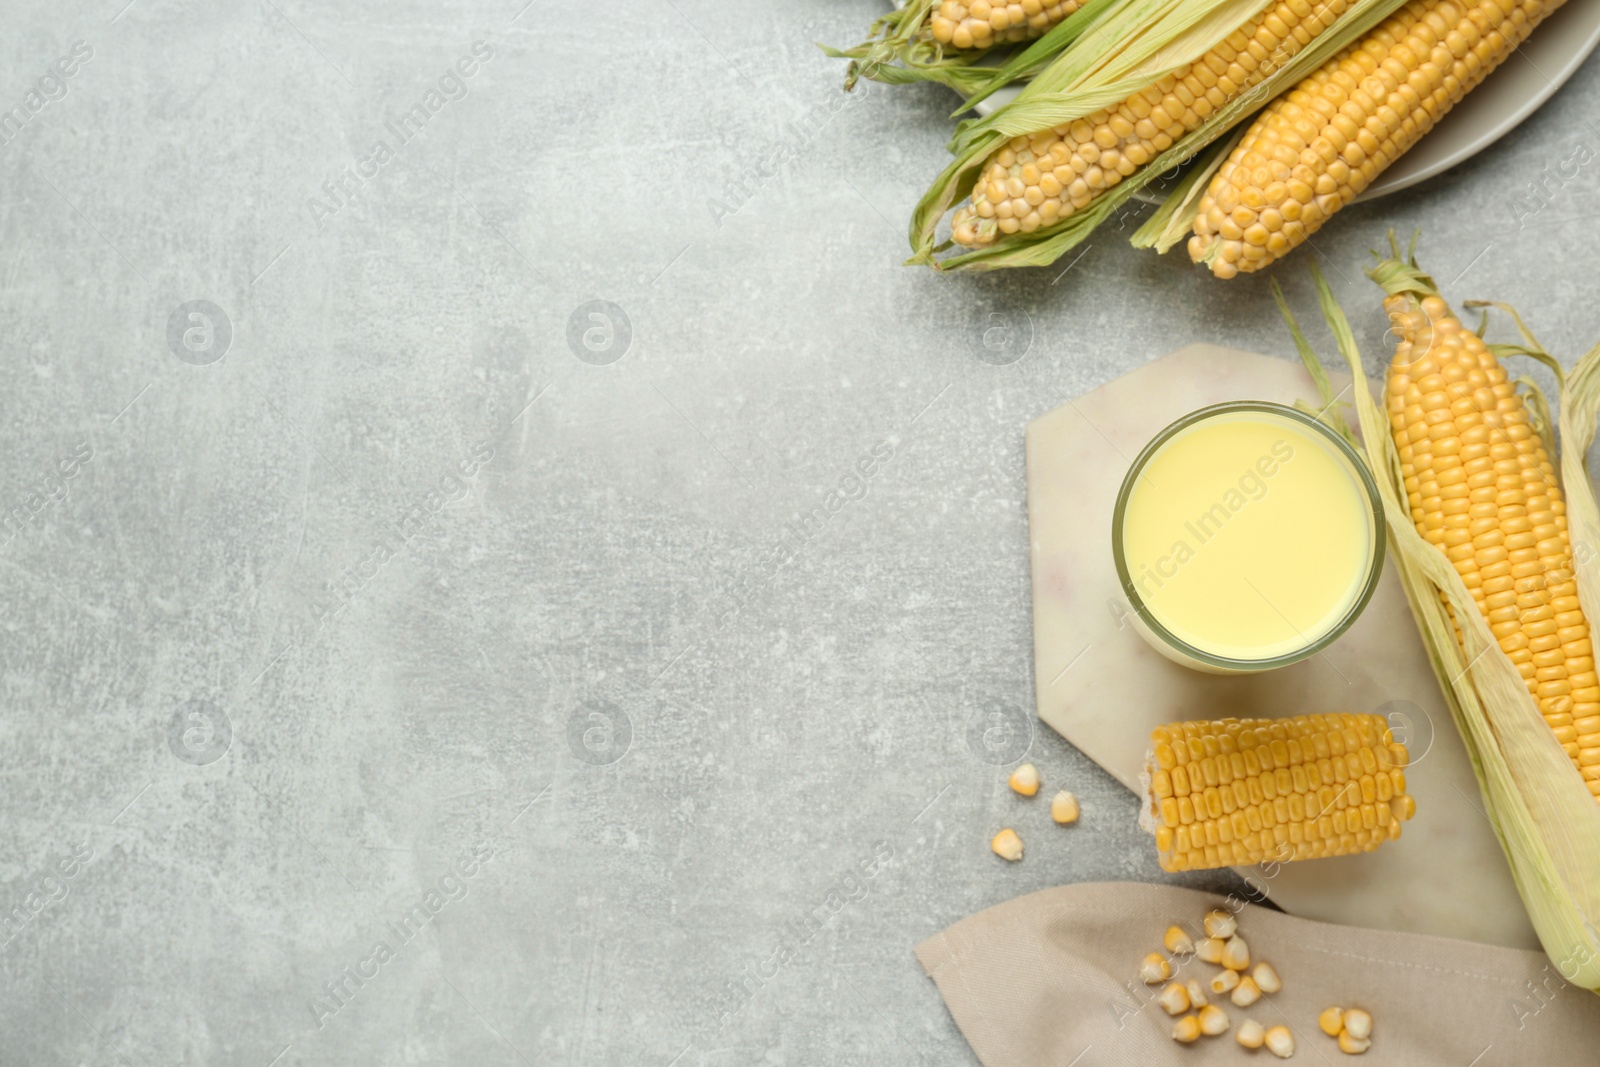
1110,400,1387,671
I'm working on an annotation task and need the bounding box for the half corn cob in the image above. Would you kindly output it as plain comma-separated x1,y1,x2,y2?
1376,261,1600,796
1189,0,1561,277
1142,714,1414,872
950,0,1358,248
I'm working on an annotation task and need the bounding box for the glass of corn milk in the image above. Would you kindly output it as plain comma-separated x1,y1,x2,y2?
1111,401,1384,674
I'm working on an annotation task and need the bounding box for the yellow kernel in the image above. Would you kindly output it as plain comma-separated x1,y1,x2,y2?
990,828,1023,861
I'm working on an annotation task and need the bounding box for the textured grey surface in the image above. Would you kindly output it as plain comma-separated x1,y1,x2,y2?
3,2,1598,1064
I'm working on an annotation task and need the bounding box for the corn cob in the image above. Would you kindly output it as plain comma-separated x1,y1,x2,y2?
1142,714,1414,872
1189,0,1561,278
826,0,1088,93
950,0,1357,248
930,0,1086,51
1282,254,1600,991
1378,270,1600,796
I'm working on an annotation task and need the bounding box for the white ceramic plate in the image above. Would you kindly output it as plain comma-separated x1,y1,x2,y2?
961,1,1600,201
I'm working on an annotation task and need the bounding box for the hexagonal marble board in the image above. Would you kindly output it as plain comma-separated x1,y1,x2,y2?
1027,342,1536,949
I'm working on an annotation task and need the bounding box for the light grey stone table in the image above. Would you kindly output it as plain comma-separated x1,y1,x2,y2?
3,2,1596,1063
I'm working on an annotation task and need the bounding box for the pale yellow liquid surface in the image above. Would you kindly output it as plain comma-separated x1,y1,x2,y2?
1120,411,1374,662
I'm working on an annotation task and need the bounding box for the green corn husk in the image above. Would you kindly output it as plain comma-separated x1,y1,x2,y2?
1128,123,1242,251
909,0,1414,272
821,0,1122,96
821,17,1002,95
1277,248,1600,993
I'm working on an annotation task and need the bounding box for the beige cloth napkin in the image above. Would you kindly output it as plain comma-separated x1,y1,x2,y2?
916,882,1600,1065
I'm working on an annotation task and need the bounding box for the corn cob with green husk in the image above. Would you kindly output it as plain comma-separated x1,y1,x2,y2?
1276,245,1600,991
822,0,1098,92
950,0,1360,248
910,0,1421,272
1377,252,1600,795
1181,0,1563,276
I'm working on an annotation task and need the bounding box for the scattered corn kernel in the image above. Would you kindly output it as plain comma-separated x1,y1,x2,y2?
1158,981,1191,1016
991,828,1023,862
1265,1025,1296,1058
1051,789,1080,824
1185,978,1209,1009
1209,968,1240,995
1252,962,1281,995
1199,1004,1230,1036
1204,909,1237,939
1173,1014,1202,1044
1141,953,1173,984
1342,1009,1372,1041
1164,925,1195,956
1319,1007,1345,1037
1221,936,1251,971
1196,937,1225,964
1231,975,1262,1008
1338,1031,1371,1055
1237,1018,1266,1049
1008,763,1040,797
